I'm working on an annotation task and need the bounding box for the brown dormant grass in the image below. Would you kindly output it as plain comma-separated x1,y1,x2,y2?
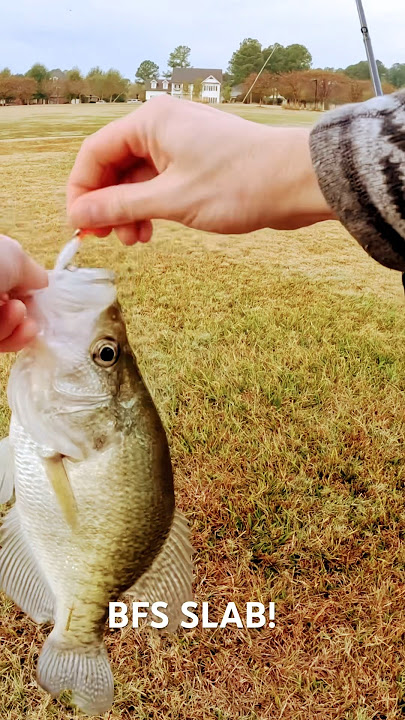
0,104,404,720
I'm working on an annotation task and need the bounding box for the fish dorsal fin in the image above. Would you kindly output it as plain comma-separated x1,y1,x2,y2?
43,455,78,530
126,509,194,631
0,437,14,504
0,505,54,623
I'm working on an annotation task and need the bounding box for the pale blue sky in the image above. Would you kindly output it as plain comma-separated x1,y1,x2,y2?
2,0,404,78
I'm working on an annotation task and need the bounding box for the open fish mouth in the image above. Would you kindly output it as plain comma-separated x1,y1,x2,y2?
46,267,116,309
63,266,116,282
30,265,117,336
41,231,117,317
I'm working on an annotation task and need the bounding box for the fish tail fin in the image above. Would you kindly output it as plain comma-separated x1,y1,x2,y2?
37,631,114,715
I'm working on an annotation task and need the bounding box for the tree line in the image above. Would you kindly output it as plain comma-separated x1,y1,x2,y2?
0,39,404,106
0,46,195,105
239,69,396,108
227,38,404,106
0,66,131,105
227,38,405,88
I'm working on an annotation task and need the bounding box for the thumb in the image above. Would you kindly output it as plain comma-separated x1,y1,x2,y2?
0,235,48,295
68,173,174,230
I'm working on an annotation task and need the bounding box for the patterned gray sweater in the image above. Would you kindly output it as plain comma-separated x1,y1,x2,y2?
309,90,405,274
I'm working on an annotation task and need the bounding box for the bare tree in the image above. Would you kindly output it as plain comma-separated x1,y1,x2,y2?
14,76,36,104
64,68,86,101
278,71,311,105
303,70,349,109
242,71,277,103
128,82,146,101
0,73,15,103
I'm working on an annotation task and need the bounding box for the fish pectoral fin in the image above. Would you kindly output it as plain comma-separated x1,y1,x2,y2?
0,506,54,624
37,631,114,716
0,437,15,504
43,455,78,530
126,509,194,632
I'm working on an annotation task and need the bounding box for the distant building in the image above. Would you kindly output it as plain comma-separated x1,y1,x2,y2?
265,93,285,106
230,84,285,105
48,93,67,105
48,71,67,104
145,78,171,101
230,84,244,102
171,68,222,103
145,68,223,104
49,69,65,80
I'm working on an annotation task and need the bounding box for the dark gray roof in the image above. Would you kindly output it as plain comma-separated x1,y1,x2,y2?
144,79,171,91
171,68,222,84
49,69,66,79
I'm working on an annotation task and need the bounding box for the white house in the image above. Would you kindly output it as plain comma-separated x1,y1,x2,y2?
170,68,223,104
145,78,171,101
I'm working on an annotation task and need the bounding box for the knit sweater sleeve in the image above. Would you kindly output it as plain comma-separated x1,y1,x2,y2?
309,90,405,272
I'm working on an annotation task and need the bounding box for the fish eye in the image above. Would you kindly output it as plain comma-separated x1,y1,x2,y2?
91,338,120,368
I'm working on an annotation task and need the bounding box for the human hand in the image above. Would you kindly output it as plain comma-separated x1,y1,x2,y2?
67,96,334,246
0,235,48,352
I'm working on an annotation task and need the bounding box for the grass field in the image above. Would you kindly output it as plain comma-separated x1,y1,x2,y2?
0,103,404,720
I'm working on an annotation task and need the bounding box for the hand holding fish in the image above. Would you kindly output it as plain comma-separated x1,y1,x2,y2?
0,235,48,351
67,95,334,246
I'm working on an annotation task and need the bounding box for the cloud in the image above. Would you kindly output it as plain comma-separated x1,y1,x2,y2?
3,0,404,77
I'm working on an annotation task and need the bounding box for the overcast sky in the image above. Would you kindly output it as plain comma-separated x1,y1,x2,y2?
2,0,404,78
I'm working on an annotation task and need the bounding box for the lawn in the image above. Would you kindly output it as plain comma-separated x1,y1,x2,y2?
0,103,404,720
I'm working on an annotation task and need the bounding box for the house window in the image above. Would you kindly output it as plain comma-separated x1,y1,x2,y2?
151,81,157,89
163,81,168,89
174,84,181,90
203,84,218,93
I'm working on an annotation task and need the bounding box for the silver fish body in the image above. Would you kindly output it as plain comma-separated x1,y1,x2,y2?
0,261,192,715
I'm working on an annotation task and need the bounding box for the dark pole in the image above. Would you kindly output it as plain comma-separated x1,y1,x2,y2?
354,0,383,96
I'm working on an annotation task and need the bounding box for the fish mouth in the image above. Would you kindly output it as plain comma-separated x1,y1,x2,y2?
30,266,118,321
51,266,116,295
62,266,116,284
52,388,111,413
54,403,110,416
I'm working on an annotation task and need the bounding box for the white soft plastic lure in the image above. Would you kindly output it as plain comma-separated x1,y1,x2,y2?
0,238,193,715
54,230,83,271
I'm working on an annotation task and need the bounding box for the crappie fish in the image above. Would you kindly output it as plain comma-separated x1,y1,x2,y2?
0,242,193,715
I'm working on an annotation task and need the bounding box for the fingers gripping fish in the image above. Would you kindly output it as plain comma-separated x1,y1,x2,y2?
0,236,193,715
